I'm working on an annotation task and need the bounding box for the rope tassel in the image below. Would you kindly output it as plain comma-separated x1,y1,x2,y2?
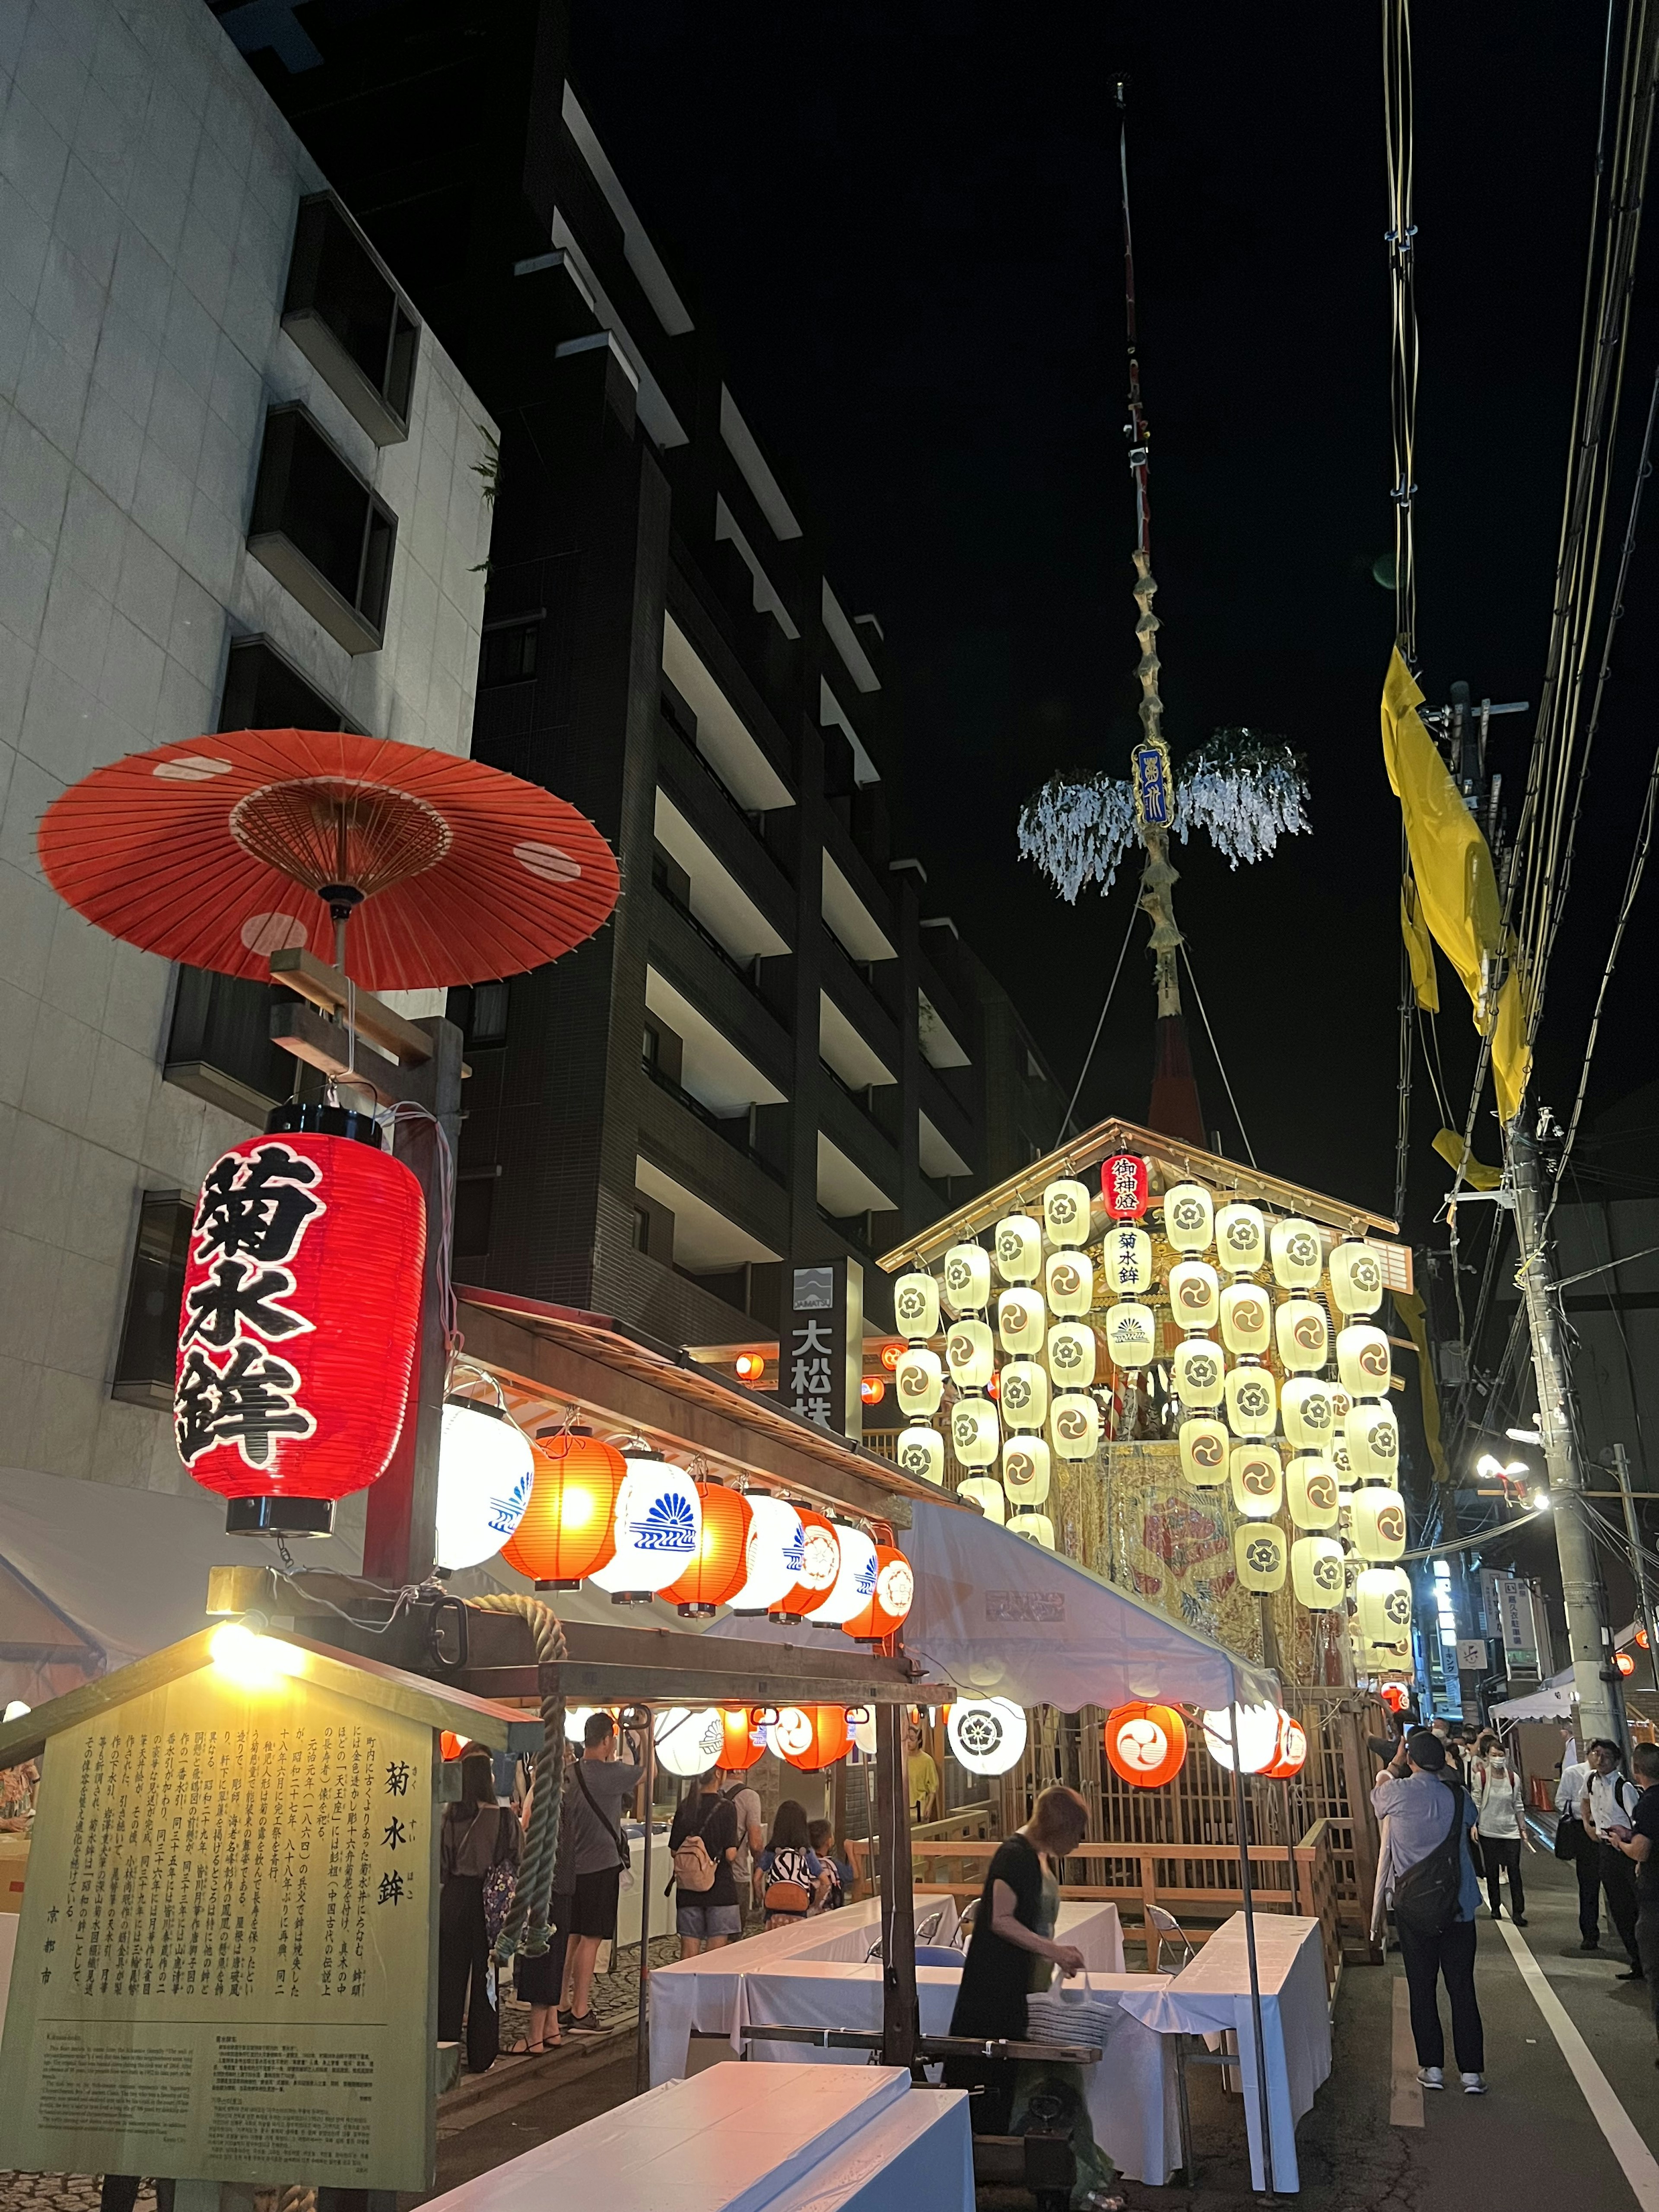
466,1594,569,1963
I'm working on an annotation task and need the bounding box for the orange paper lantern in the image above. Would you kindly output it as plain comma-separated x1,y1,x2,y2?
663,1484,754,1615
1264,1710,1309,1779
440,1731,467,1762
777,1510,842,1619
1615,1648,1637,1678
718,1707,769,1771
842,1545,915,1642
500,1427,626,1587
775,1703,850,1771
1379,1683,1409,1713
1103,1701,1188,1789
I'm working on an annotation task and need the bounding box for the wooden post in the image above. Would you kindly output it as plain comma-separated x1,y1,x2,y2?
875,1701,918,2070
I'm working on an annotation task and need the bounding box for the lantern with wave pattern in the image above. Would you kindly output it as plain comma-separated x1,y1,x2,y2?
663,1483,754,1615
1103,1700,1188,1788
655,1706,726,1779
725,1494,806,1614
434,1396,534,1571
500,1427,626,1588
589,1449,702,1599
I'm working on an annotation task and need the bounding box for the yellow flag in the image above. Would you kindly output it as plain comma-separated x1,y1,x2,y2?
1400,874,1440,1011
1491,966,1531,1128
1431,1128,1502,1190
1392,1291,1449,1487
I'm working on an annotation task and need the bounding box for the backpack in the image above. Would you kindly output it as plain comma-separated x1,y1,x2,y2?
763,1845,814,1918
671,1797,723,1893
1393,1780,1466,1939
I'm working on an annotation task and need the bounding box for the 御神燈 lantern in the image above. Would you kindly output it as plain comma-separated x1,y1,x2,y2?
663,1482,754,1614
434,1395,534,1571
1104,1700,1188,1788
501,1426,626,1587
1101,1152,1148,1220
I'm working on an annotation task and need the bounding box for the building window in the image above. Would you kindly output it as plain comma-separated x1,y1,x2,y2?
111,1193,195,1409
450,981,509,1048
480,617,541,687
454,1170,499,1261
632,1205,652,1253
282,191,419,445
642,1020,661,1069
248,404,397,655
218,635,354,734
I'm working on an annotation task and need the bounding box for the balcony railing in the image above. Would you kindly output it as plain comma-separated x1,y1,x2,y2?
643,1058,786,1187
652,865,767,998
661,699,777,847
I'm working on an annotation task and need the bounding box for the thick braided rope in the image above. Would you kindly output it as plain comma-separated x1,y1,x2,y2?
465,1594,567,1963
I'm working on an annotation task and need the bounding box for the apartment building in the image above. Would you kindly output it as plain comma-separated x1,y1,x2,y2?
0,0,494,1498
216,0,1067,1354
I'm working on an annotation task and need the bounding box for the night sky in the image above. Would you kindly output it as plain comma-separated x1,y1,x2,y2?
571,2,1659,1259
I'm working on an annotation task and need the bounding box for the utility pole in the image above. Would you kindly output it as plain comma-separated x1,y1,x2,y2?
1506,1118,1625,1749
1609,1442,1659,1697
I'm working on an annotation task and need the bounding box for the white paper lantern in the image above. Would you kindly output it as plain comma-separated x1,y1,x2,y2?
1352,1485,1408,1561
948,1697,1028,1776
1009,1510,1056,1550
1104,1300,1158,1370
896,1424,946,1488
1346,1400,1400,1479
1235,1523,1287,1593
999,1359,1049,1432
1201,1701,1281,1773
942,1242,992,1315
1356,1566,1414,1646
589,1454,702,1595
950,1395,1001,1466
812,1525,880,1627
1003,1433,1052,1506
894,1270,941,1340
1230,1445,1283,1518
727,1494,807,1611
945,1318,995,1390
1169,1259,1219,1331
998,1286,1048,1356
565,1704,604,1745
957,1474,1006,1524
849,1707,878,1757
435,1398,535,1570
1042,1179,1092,1247
993,1214,1043,1284
1328,1240,1385,1317
1291,1535,1346,1609
1045,1248,1096,1317
1179,1416,1229,1487
894,1345,944,1418
1274,1297,1329,1373
1270,1217,1325,1290
1336,1323,1392,1399
1224,1362,1278,1440
655,1706,726,1779
1103,1225,1152,1297
1215,1202,1267,1276
1287,1456,1340,1530
1281,1377,1338,1452
1171,1335,1224,1408
1219,1282,1271,1357
1050,1392,1101,1461
1163,1182,1214,1253
1330,1432,1355,1490
1047,1322,1098,1390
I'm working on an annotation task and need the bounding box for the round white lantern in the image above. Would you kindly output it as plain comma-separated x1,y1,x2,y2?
1215,1202,1267,1276
435,1398,535,1570
1234,1523,1287,1593
1287,1456,1340,1530
727,1494,807,1611
1224,1362,1278,1440
849,1707,878,1757
1230,1445,1283,1518
1291,1535,1346,1609
1346,1401,1400,1479
894,1270,941,1340
1336,1323,1392,1399
942,1242,992,1316
1047,1322,1098,1389
1330,1432,1356,1490
994,1214,1043,1285
1270,1217,1324,1290
1045,1248,1096,1317
655,1706,726,1779
1003,1433,1052,1506
1281,1377,1338,1452
948,1697,1028,1776
1163,1182,1214,1253
1050,1392,1101,1461
589,1453,702,1596
1169,1259,1220,1331
565,1704,610,1744
1328,1240,1385,1317
1104,1300,1158,1370
945,1318,995,1390
1103,1225,1152,1297
957,1474,1007,1524
950,1395,1001,1466
1201,1701,1281,1773
999,1359,1049,1431
1219,1282,1271,1357
812,1525,880,1627
1179,1416,1230,1487
998,1286,1048,1357
894,1345,944,1418
896,1424,946,1487
1351,1485,1408,1561
1043,1179,1092,1247
1356,1566,1413,1646
1275,1297,1329,1373
1171,1335,1224,1408
1009,1511,1056,1550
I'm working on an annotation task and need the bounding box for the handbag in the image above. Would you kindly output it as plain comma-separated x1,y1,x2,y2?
1393,1780,1466,1938
482,1807,518,1945
1554,1814,1581,1862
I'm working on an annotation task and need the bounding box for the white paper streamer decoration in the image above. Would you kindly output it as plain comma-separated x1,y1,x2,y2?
1045,1248,1095,1317
942,1242,992,1316
1270,1217,1325,1290
1047,1322,1097,1390
1163,1182,1214,1253
1042,1179,1092,1247
993,1214,1042,1285
1050,1392,1101,1460
894,1271,941,1340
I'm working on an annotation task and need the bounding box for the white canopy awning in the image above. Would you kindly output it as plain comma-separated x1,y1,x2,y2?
1490,1666,1575,1722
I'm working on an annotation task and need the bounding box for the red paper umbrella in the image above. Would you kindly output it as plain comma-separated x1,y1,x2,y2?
37,729,620,990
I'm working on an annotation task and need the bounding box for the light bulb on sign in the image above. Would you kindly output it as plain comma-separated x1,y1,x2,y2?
210,1621,302,1690
946,1697,1028,1777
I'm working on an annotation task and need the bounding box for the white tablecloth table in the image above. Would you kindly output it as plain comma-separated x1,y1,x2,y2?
610,1827,678,1957
1115,1912,1331,2192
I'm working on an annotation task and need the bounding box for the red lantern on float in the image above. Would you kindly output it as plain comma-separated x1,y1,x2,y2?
174,1107,424,1535
861,1376,885,1406
1103,1701,1188,1788
663,1484,754,1615
775,1704,850,1771
500,1427,626,1587
718,1706,769,1771
1264,1710,1309,1779
1615,1648,1637,1678
776,1510,842,1619
842,1546,915,1643
880,1342,904,1371
1379,1682,1410,1713
1102,1152,1149,1221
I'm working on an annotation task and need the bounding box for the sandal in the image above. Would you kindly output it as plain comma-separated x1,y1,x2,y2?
508,2039,546,2056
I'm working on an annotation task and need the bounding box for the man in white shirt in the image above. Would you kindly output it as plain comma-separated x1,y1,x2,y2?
1581,1739,1643,1977
1557,1757,1600,1951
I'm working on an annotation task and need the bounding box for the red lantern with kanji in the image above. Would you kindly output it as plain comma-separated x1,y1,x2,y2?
777,1510,842,1619
501,1427,626,1587
1264,1710,1309,1779
718,1707,769,1771
775,1703,850,1771
842,1546,915,1642
1103,1700,1188,1788
663,1484,754,1615
174,1109,424,1534
1102,1152,1149,1220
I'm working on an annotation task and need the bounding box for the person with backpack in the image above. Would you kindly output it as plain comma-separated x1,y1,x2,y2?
1471,1732,1527,1925
668,1768,741,1955
756,1798,833,1926
1374,1728,1487,2094
439,1748,524,2073
809,1819,855,1906
1581,1738,1645,1980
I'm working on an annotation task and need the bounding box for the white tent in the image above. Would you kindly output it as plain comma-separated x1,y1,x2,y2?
1489,1666,1576,1722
